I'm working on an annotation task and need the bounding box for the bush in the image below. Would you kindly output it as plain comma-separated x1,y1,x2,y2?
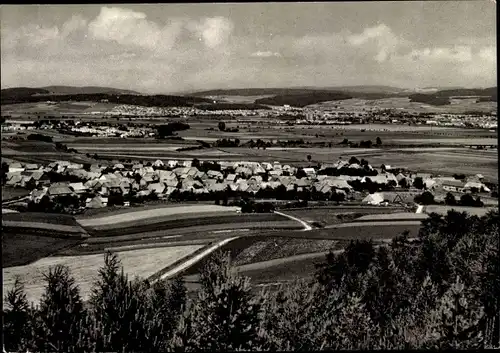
414,191,435,205
27,133,53,143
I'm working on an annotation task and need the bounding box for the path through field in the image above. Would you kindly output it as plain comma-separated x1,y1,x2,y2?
273,211,312,231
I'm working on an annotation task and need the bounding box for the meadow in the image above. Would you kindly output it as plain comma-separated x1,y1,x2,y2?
2,245,203,307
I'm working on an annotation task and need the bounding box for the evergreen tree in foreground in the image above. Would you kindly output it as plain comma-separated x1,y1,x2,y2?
172,251,265,351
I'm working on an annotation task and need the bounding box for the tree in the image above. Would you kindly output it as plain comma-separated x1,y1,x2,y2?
399,178,408,189
414,177,425,190
218,121,226,131
349,156,360,165
172,252,265,351
445,192,457,205
307,154,312,162
376,137,382,145
192,158,200,168
3,277,34,352
36,265,85,352
460,194,475,207
414,191,435,205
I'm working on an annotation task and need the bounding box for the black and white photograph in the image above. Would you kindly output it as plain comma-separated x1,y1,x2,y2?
1,2,498,351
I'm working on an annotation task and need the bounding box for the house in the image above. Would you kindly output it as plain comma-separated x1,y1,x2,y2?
250,175,263,184
464,181,490,193
253,165,266,174
269,170,282,177
441,180,465,193
153,159,164,168
6,173,21,186
167,160,178,168
165,186,177,196
164,178,178,188
208,183,226,192
84,180,102,191
196,171,208,180
148,182,166,196
303,168,316,177
226,174,237,182
262,162,273,171
132,164,143,170
424,178,437,190
25,163,39,170
30,187,48,203
9,163,25,173
157,170,175,180
67,163,83,170
20,176,36,189
86,196,108,209
47,185,73,197
69,182,88,194
207,170,224,180
362,193,385,205
235,166,253,177
113,163,125,170
182,160,192,168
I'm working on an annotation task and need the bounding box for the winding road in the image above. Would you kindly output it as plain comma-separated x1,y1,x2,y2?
151,210,312,281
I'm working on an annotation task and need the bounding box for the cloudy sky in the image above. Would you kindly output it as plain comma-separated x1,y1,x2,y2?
1,2,496,94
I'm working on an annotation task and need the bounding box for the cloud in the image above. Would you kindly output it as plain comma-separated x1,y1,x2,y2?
0,9,496,93
478,46,495,63
187,16,233,49
408,46,473,63
348,24,403,62
250,51,282,58
88,7,163,49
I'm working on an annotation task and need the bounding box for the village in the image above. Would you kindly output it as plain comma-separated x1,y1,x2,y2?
2,155,495,214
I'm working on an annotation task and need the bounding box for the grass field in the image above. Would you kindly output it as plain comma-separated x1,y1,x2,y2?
283,206,407,226
231,237,344,266
2,231,85,268
3,245,203,307
78,204,241,228
424,205,497,217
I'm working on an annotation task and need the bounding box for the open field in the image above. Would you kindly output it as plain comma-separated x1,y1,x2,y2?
424,205,497,217
2,232,85,268
3,245,203,307
309,97,497,114
231,237,346,266
1,186,30,201
283,206,407,226
84,216,300,238
4,212,85,227
78,204,241,228
1,101,118,115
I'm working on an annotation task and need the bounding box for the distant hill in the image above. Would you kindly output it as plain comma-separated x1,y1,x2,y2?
41,86,141,95
190,86,407,97
254,91,353,108
1,87,50,99
409,87,497,105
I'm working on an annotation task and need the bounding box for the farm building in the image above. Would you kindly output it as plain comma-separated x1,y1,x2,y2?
440,180,465,193
86,196,108,209
464,181,490,193
30,187,48,203
69,182,88,194
362,193,385,205
47,185,73,197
